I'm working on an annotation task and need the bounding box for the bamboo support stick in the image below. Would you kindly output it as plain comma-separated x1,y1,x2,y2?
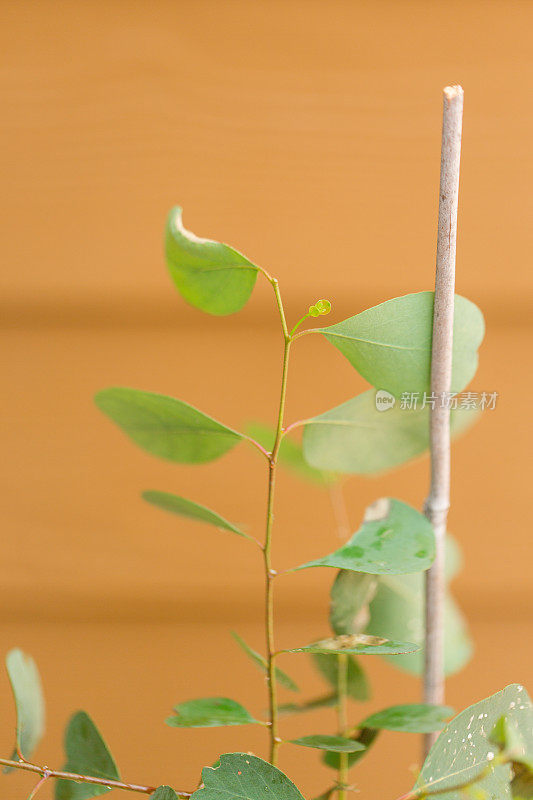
423,85,464,757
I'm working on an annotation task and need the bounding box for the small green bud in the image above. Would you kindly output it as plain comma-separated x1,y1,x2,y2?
315,299,332,315
308,304,320,317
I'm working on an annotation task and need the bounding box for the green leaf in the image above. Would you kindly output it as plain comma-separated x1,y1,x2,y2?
289,735,365,753
417,685,532,800
319,292,484,396
330,572,378,637
323,728,379,770
491,712,533,771
231,633,299,692
361,703,454,733
55,711,119,800
245,422,336,485
365,537,472,676
311,654,370,701
303,389,479,474
282,634,419,657
166,698,259,728
142,491,250,539
151,789,180,800
294,498,435,574
95,388,243,464
165,207,259,316
192,753,305,800
5,649,45,766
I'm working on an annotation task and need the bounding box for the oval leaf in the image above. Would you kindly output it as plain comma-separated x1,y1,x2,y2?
231,632,299,692
55,711,119,800
323,728,379,770
417,685,532,799
165,207,259,316
319,292,484,396
365,538,472,677
303,389,479,474
142,491,249,539
361,703,454,733
95,388,243,464
192,753,305,800
293,498,435,574
311,654,370,702
166,697,259,728
5,649,45,765
282,634,419,657
289,735,365,753
330,572,378,637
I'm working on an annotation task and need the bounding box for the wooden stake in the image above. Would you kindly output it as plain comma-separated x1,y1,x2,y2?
423,85,464,757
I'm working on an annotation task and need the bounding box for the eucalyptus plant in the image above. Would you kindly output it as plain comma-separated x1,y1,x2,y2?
1,209,530,800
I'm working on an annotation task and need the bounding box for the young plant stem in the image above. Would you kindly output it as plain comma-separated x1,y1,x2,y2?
336,654,349,800
0,757,192,797
423,85,463,757
263,275,291,764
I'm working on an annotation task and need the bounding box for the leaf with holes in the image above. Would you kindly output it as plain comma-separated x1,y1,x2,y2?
166,698,259,728
289,735,366,753
302,389,479,474
142,491,250,539
319,292,484,396
165,207,259,315
191,753,305,800
293,498,435,574
55,711,119,800
231,632,298,692
416,685,532,799
5,649,45,768
95,388,243,464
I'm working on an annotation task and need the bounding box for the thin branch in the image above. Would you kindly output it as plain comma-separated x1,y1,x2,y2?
423,84,464,756
0,757,192,797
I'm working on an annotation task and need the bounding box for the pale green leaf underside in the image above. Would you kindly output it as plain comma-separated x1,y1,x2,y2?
192,753,305,800
311,653,370,701
289,735,365,753
365,537,472,676
323,728,379,770
5,648,45,765
231,632,299,692
166,697,259,728
142,491,249,538
303,389,478,474
320,292,484,397
362,703,454,733
294,498,435,574
283,635,419,657
95,387,243,464
417,685,532,800
245,422,336,485
55,711,119,800
165,207,259,316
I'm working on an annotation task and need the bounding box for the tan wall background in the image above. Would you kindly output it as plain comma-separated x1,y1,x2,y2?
1,2,531,798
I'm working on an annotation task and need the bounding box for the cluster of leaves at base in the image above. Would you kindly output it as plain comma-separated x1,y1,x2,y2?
3,649,531,800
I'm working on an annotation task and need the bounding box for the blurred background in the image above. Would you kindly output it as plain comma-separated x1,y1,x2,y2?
1,1,532,797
